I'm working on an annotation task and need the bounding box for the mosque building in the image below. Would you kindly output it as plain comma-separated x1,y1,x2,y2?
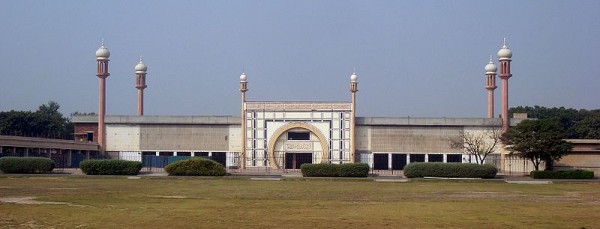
73,39,530,172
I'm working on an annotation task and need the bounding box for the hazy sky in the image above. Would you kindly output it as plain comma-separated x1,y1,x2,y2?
1,1,598,118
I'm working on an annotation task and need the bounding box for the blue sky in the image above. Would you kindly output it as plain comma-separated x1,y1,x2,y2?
1,1,598,117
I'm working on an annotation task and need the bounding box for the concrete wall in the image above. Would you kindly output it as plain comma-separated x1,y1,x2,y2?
106,125,140,151
369,126,463,153
556,153,600,174
139,124,229,151
228,126,241,152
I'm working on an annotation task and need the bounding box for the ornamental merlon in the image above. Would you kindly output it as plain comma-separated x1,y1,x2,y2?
245,101,351,111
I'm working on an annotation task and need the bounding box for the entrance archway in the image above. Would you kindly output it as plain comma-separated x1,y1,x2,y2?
267,122,330,169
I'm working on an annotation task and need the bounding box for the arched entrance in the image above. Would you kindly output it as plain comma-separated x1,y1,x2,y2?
267,122,330,169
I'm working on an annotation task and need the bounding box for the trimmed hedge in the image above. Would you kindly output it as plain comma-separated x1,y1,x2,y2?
531,170,595,179
164,157,226,176
301,163,369,177
404,162,497,179
80,160,143,175
0,157,55,174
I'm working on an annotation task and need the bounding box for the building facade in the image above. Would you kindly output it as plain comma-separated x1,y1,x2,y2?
72,115,528,171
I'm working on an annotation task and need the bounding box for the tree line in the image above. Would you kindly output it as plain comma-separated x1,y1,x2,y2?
509,106,600,139
0,101,75,140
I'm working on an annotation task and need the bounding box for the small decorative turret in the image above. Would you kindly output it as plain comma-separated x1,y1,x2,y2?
135,56,148,116
485,55,497,118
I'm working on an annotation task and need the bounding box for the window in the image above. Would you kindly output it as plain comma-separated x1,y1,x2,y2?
177,152,191,156
288,132,310,140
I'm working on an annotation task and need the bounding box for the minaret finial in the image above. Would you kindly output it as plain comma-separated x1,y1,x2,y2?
101,38,105,47
489,55,493,63
502,38,508,48
139,55,143,62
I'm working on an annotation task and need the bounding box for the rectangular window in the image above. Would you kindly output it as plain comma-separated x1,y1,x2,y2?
177,152,191,156
194,152,209,157
159,152,173,156
288,132,310,140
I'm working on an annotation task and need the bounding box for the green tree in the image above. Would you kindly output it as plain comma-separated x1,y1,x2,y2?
0,101,73,139
501,119,572,171
509,106,600,139
575,115,600,139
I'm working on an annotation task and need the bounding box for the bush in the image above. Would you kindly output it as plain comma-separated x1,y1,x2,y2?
531,170,595,179
301,163,369,177
404,162,497,179
80,160,142,175
0,157,55,174
164,157,226,176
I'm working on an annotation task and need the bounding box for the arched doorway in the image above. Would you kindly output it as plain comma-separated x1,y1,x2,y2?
267,122,330,169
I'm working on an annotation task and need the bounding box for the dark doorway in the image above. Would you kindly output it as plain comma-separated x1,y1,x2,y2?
410,154,425,163
428,154,443,162
391,154,407,170
446,154,462,163
86,132,94,142
211,152,227,166
373,153,389,170
285,153,312,169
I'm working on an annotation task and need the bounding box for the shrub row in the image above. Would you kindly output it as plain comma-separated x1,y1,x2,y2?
404,162,497,179
300,163,369,177
164,157,226,176
0,157,55,174
531,170,595,179
80,160,143,175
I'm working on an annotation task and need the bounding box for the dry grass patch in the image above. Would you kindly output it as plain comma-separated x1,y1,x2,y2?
0,176,598,228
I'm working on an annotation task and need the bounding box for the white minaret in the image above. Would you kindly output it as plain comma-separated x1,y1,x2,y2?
349,71,358,163
239,72,248,169
95,40,110,153
135,57,148,116
484,55,498,119
497,38,513,132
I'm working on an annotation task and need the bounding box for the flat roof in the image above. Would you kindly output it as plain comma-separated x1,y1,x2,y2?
356,117,525,127
73,115,524,127
72,115,240,125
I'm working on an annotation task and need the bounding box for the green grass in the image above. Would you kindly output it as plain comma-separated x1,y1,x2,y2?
1,176,599,228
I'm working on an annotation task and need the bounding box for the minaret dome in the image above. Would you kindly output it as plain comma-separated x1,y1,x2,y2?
497,38,512,59
95,40,110,59
485,56,497,73
240,72,247,82
135,57,147,73
350,72,358,82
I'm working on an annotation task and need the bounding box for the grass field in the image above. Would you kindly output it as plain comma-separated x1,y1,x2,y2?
1,175,599,228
